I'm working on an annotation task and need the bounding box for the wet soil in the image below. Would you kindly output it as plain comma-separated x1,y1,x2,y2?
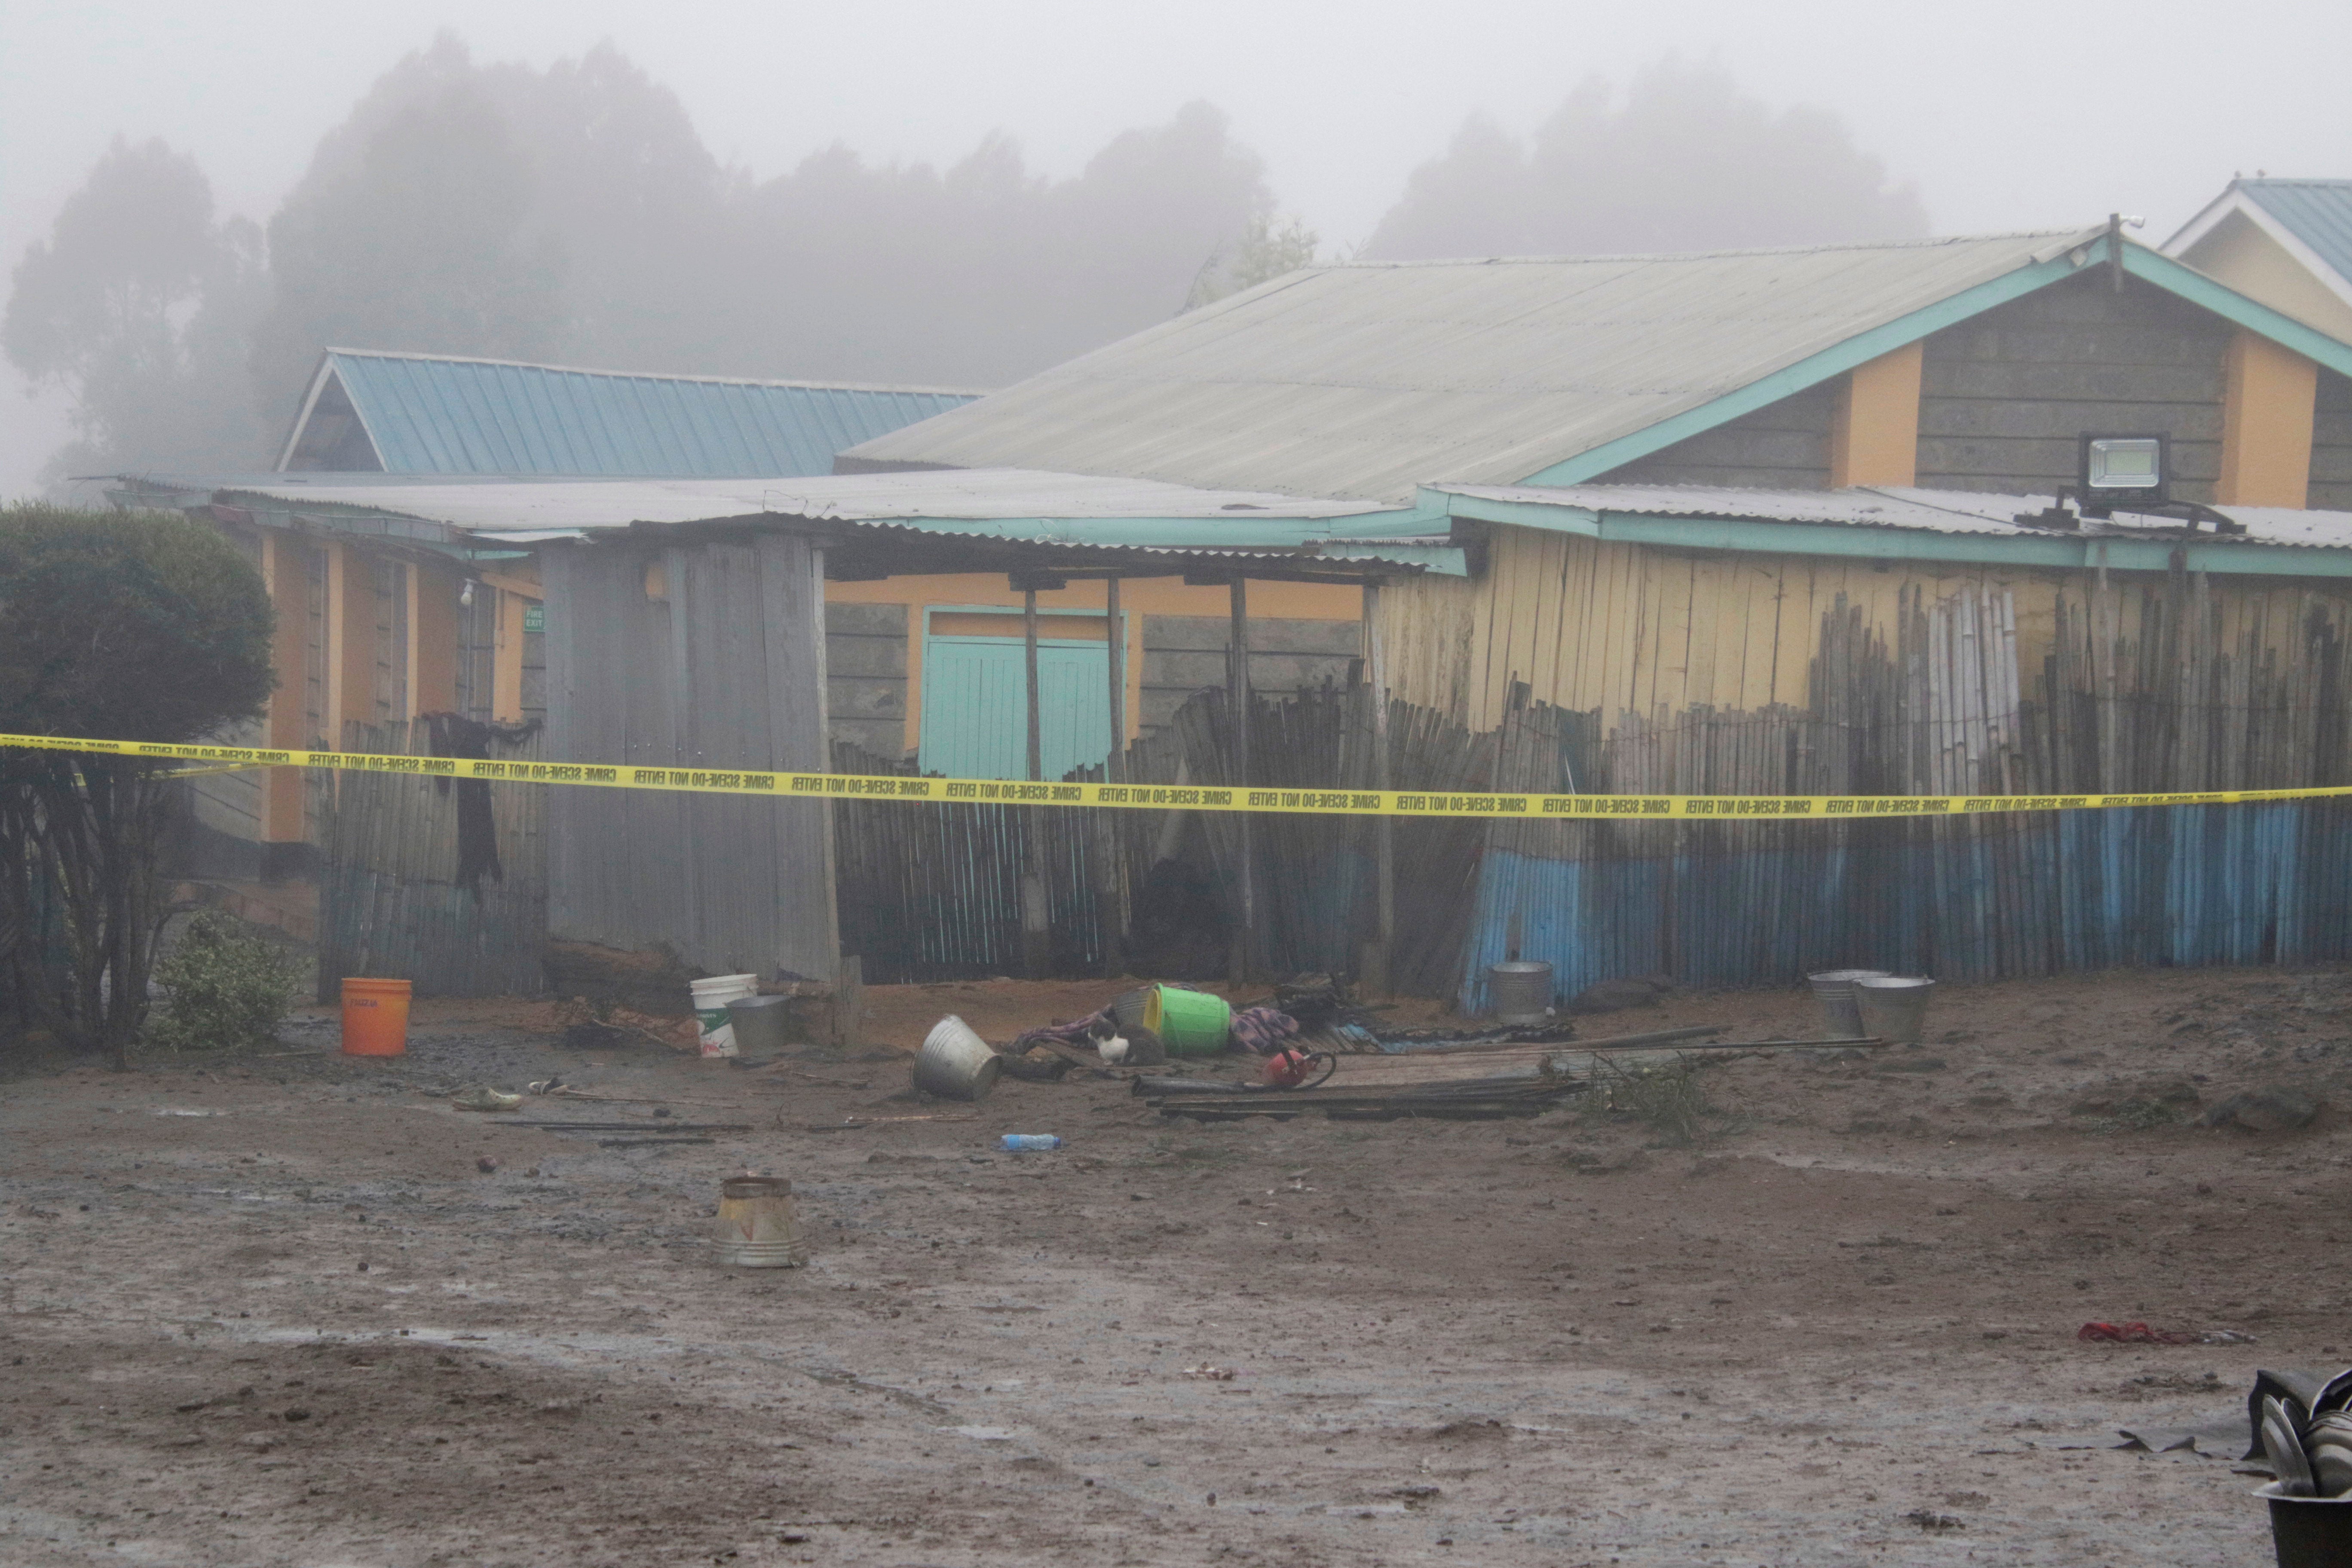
7,966,2352,1565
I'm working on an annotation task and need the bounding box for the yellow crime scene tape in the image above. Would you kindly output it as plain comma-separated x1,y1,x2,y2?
6,731,2349,821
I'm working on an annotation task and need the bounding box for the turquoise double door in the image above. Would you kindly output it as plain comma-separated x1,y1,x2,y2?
919,633,1114,781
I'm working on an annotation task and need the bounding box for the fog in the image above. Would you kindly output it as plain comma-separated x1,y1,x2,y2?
6,0,2350,496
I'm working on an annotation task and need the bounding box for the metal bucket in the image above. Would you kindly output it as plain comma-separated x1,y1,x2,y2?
726,994,797,1057
913,1015,1001,1101
713,1176,806,1268
1854,976,1935,1045
2258,1482,2352,1567
1488,961,1556,1024
1807,968,1890,1038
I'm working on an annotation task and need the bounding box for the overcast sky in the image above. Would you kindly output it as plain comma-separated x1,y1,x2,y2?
6,0,2349,497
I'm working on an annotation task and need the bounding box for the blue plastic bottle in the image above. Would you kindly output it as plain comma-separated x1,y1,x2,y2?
1001,1134,1063,1152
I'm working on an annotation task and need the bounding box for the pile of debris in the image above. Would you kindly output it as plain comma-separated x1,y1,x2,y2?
914,972,1884,1121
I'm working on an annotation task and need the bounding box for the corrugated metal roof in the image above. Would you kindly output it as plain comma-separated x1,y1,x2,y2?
2238,180,2352,289
842,230,2101,502
187,469,1460,572
299,349,980,478
1434,482,2352,552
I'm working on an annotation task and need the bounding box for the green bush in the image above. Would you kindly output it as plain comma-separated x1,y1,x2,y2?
148,912,297,1053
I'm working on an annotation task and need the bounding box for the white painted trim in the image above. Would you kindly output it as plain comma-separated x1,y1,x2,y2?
2162,186,2253,254
272,355,341,471
2163,187,2352,316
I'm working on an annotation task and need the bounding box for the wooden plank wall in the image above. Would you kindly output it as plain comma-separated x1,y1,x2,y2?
317,719,546,999
1382,519,2352,1009
543,536,837,982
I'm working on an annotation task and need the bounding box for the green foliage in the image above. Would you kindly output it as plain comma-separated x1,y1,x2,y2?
0,503,273,742
1584,1054,1728,1146
148,913,297,1054
0,506,273,1065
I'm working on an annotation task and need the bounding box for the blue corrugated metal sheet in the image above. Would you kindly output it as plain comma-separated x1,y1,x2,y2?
315,350,979,478
1458,804,2343,1014
2241,180,2352,291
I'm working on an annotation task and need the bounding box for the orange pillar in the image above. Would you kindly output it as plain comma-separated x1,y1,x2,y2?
492,588,530,723
408,562,460,717
2218,330,2317,508
1829,341,1924,488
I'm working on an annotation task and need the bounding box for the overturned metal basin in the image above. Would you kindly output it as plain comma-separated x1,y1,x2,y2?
913,1015,1001,1101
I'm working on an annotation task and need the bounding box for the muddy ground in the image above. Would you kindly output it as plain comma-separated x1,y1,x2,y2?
7,966,2352,1566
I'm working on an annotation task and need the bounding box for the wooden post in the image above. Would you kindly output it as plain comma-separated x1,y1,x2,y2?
1100,575,1127,974
1105,576,1125,784
1024,587,1044,783
1020,585,1050,976
259,534,310,877
1360,581,1393,995
1228,578,1254,984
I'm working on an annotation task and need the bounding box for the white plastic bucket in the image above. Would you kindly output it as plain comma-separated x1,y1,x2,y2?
690,974,760,1057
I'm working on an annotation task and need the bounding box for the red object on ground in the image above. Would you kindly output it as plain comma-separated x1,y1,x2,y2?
2078,1321,2198,1344
1262,1047,1327,1088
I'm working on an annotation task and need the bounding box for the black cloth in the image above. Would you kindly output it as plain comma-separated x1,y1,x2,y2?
425,713,536,903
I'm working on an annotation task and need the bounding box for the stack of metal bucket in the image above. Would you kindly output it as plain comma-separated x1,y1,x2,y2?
1809,969,1935,1043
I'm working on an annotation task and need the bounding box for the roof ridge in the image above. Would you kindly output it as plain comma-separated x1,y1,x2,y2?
322,347,990,398
2239,177,2352,188
1321,229,2094,270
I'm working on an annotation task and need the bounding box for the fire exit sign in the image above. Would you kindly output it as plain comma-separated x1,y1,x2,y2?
523,604,545,634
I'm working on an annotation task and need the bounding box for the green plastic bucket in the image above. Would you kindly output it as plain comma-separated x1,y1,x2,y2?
1142,985,1232,1056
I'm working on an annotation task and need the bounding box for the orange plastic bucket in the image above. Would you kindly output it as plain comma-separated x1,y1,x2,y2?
340,977,413,1057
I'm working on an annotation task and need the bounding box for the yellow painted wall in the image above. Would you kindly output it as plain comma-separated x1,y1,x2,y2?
1828,342,1923,487
1378,523,2349,766
2180,212,2352,344
826,572,1362,755
2219,329,2318,508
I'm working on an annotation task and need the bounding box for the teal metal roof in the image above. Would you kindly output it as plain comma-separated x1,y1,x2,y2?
2239,180,2352,288
281,349,980,478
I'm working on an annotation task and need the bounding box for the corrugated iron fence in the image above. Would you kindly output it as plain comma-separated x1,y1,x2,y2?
317,720,548,999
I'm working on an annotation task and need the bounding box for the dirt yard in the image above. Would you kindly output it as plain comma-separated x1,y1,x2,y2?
6,965,2351,1566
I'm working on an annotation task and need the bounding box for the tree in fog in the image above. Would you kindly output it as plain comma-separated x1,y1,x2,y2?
13,35,1288,471
1366,60,1929,260
3,139,271,481
1184,210,1323,311
249,37,1274,410
716,100,1272,386
249,37,576,415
